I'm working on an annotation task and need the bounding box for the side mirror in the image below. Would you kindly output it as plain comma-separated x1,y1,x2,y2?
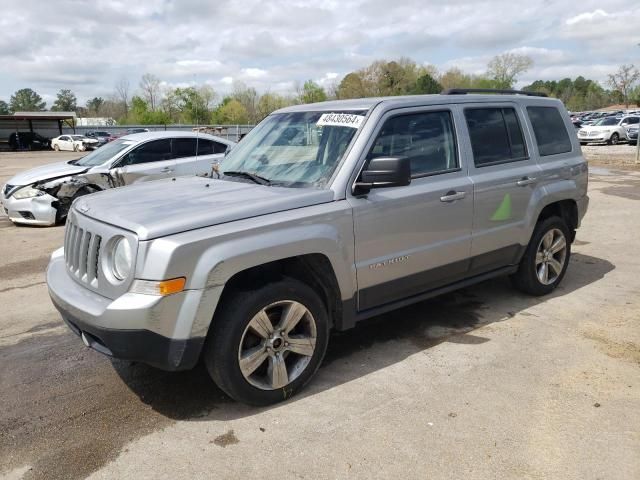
354,157,411,195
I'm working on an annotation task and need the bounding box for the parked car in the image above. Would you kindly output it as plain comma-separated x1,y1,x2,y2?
51,135,100,152
85,131,115,146
126,128,150,134
628,126,638,145
46,90,589,405
8,132,50,151
577,116,639,145
1,132,234,225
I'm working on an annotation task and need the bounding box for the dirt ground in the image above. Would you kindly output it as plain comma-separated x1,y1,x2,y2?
0,150,638,480
582,143,640,170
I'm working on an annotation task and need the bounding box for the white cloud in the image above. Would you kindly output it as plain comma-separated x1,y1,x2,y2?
566,9,609,26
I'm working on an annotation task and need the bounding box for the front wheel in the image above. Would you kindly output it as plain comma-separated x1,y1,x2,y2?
53,144,60,151
510,216,571,296
204,278,329,405
608,133,620,145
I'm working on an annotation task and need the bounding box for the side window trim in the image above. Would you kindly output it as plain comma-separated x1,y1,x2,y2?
464,106,530,168
367,108,462,179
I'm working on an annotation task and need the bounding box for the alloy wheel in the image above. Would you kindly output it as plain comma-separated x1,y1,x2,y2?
238,300,317,390
535,228,567,285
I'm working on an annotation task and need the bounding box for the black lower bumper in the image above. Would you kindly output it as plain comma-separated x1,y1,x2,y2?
61,313,205,371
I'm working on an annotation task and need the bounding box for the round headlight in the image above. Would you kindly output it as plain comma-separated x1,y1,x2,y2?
112,237,132,280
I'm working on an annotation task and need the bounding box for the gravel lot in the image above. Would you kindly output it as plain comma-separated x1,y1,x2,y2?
0,151,639,480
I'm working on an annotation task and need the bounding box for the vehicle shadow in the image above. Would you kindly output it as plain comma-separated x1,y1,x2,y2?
112,252,614,420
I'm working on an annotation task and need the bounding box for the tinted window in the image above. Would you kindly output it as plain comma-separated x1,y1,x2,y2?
368,110,458,176
125,139,172,165
626,117,639,125
527,107,572,156
465,107,527,166
196,139,214,155
213,141,228,154
172,138,197,158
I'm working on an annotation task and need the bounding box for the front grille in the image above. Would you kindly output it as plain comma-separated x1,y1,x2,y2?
64,217,102,286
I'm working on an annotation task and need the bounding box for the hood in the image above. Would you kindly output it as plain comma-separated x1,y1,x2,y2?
7,160,88,187
75,177,335,240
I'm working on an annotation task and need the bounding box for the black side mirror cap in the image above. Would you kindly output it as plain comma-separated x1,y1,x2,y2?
353,156,411,195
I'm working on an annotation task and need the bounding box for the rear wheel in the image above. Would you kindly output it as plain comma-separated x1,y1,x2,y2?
510,216,571,296
204,278,329,405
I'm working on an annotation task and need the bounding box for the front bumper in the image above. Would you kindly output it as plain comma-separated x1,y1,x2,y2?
46,251,206,371
578,134,608,143
1,191,58,225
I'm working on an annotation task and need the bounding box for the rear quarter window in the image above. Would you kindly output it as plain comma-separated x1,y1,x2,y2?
527,106,572,156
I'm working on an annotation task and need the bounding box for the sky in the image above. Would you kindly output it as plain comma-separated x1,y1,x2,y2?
0,0,638,106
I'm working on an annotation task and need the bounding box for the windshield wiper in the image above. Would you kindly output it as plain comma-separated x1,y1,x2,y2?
223,170,272,186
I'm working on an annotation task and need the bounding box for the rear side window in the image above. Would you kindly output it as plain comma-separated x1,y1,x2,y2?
196,139,229,155
464,107,527,166
172,138,197,158
367,110,458,176
527,107,572,156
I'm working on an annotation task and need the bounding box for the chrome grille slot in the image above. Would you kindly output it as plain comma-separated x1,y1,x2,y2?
78,231,91,278
64,217,102,287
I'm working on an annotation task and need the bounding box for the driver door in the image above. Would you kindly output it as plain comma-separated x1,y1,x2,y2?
114,138,176,184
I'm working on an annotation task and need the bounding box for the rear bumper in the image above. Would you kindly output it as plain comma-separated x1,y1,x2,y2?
577,194,589,228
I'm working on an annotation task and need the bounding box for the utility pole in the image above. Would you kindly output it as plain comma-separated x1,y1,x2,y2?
637,44,640,164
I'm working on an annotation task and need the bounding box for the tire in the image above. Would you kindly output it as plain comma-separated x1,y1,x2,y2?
607,133,619,145
54,187,93,224
53,144,60,151
204,278,330,405
510,216,571,296
73,144,79,152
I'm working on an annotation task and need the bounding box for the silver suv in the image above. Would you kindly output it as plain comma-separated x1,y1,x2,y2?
46,90,589,405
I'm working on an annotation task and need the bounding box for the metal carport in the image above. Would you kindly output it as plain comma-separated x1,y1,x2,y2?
0,112,76,150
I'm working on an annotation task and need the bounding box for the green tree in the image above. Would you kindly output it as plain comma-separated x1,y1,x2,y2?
172,86,216,124
300,80,327,103
337,72,366,99
232,82,259,123
86,97,105,116
10,88,46,111
213,98,249,124
0,100,9,115
486,53,533,89
411,73,442,94
129,95,170,124
608,64,640,108
51,89,77,111
257,92,286,119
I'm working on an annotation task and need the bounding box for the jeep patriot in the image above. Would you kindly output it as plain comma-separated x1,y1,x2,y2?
47,89,589,405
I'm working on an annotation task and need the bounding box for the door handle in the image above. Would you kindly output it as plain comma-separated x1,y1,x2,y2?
440,191,466,203
516,176,536,187
161,167,174,173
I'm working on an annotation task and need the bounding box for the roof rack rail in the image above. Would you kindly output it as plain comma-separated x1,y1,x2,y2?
441,88,548,98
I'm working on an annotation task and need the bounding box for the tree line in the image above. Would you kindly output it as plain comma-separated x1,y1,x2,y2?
1,56,638,123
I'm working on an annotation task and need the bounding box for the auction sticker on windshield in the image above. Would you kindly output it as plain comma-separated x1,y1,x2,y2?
316,113,364,128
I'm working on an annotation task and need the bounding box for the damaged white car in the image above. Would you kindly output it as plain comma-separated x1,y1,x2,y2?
51,134,100,152
1,131,234,226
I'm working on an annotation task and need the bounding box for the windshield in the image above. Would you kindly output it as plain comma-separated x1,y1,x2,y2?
220,111,366,187
73,139,136,166
596,118,618,126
